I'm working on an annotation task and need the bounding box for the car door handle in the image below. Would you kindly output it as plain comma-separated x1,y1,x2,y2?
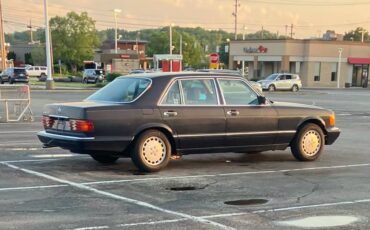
227,110,240,116
163,111,178,117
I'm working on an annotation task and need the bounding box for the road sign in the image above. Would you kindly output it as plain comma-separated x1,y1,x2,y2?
209,52,219,64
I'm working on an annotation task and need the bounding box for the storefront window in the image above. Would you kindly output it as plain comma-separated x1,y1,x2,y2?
331,63,337,81
314,62,321,81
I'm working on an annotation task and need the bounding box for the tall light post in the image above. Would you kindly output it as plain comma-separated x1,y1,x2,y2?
243,26,248,40
169,23,175,72
337,48,343,88
44,0,54,89
113,9,121,54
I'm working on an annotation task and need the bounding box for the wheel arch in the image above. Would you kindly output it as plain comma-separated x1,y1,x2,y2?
132,123,178,154
293,117,327,144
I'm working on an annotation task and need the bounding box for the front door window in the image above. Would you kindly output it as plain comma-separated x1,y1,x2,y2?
218,79,259,105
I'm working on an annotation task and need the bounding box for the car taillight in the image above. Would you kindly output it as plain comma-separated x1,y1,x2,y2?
70,119,94,133
42,116,54,129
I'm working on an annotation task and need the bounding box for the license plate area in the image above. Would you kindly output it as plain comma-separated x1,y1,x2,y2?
51,118,71,131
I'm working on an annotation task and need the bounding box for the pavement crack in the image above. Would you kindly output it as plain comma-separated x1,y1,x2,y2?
283,171,320,204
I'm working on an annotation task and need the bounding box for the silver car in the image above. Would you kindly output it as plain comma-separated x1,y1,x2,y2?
258,73,302,92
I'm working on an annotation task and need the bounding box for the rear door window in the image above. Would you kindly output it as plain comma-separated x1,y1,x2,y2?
162,81,182,105
180,79,218,105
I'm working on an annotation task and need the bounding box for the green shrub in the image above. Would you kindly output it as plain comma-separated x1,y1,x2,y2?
106,72,123,82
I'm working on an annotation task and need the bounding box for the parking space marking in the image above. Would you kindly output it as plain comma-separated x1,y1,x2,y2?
30,154,76,158
1,162,234,230
0,159,56,164
0,184,67,192
0,131,38,134
73,226,109,230
83,163,370,186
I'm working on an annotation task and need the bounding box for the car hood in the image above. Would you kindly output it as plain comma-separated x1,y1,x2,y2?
258,80,272,84
272,101,324,110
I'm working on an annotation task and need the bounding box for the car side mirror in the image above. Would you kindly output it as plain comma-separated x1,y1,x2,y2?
258,95,266,105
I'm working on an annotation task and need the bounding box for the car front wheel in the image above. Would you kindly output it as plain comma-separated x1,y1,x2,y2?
291,123,324,161
131,130,171,172
268,85,275,92
90,154,119,164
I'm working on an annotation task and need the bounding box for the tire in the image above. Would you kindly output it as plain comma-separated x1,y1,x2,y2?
90,154,119,164
131,130,171,172
292,84,299,92
83,78,88,84
9,78,13,84
40,73,46,78
268,84,276,92
0,78,3,84
291,123,324,161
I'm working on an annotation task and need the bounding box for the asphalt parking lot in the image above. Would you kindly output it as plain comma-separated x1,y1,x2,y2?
0,88,370,229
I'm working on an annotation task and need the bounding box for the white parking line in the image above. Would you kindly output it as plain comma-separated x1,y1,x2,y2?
83,163,370,186
0,131,38,134
0,159,57,164
0,184,67,192
73,227,109,230
1,162,234,230
31,154,76,158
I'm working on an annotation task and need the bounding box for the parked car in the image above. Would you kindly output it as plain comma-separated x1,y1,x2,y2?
37,72,340,172
0,67,29,84
82,69,105,84
258,73,302,92
25,65,48,78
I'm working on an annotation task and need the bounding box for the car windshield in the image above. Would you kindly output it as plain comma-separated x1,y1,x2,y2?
265,74,278,81
86,78,151,103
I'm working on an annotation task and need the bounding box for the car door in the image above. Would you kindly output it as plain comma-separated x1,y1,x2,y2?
218,78,279,148
274,74,286,89
159,78,226,151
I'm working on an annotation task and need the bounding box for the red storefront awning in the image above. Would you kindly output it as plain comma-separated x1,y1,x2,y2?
348,57,370,65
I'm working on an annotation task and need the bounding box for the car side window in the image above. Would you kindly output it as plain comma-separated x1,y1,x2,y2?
162,81,182,105
219,79,259,105
181,79,218,105
285,75,292,80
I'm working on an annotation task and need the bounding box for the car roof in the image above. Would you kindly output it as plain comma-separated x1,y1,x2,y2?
118,71,243,80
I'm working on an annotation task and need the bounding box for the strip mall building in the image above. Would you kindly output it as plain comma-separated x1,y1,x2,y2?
229,40,370,88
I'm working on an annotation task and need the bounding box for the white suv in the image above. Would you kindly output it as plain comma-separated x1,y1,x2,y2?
258,73,302,92
26,66,48,78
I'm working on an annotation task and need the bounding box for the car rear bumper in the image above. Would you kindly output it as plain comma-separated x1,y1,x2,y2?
325,127,340,145
37,131,131,154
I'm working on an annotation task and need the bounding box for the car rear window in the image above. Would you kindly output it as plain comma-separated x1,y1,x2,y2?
14,68,26,74
86,78,151,103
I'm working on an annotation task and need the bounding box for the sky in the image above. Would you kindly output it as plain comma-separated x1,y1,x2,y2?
3,0,370,39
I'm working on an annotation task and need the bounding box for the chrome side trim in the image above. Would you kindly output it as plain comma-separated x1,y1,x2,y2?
177,130,296,138
48,115,69,119
38,131,95,141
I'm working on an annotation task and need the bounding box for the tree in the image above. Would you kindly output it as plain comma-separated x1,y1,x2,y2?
31,46,46,66
7,51,16,61
343,27,370,42
50,11,99,71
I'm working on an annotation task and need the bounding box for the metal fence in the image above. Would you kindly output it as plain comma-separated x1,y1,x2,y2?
0,85,33,122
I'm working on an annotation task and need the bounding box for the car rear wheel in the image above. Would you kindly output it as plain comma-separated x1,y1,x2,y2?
268,84,275,92
291,123,324,161
90,154,119,164
131,130,171,172
292,84,299,92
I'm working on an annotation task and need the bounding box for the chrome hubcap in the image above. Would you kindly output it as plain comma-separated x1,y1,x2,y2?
301,130,321,156
142,136,166,166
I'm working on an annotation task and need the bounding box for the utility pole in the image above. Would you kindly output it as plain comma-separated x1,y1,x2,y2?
285,25,288,37
232,0,240,40
0,0,6,70
27,19,34,44
290,24,294,39
261,26,264,39
44,0,54,89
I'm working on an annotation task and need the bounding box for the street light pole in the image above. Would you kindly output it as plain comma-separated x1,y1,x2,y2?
44,0,54,89
243,26,247,40
337,48,343,88
113,9,121,54
169,23,174,72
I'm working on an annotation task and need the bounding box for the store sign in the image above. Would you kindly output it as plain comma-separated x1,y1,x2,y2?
120,54,131,59
243,45,268,53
